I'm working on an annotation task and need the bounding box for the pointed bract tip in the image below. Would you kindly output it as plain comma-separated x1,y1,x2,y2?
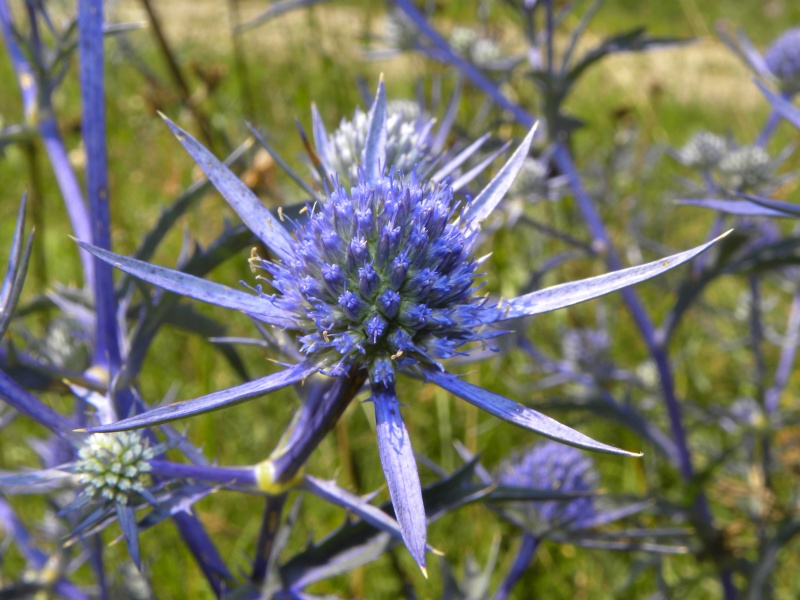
73,428,87,433
379,72,385,83
431,546,446,557
420,566,428,579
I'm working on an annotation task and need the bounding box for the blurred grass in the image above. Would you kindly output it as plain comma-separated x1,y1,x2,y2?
2,0,800,598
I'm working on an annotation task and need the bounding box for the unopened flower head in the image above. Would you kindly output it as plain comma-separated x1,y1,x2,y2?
258,169,490,386
764,28,800,95
498,441,598,530
75,432,154,503
718,145,773,190
384,8,418,53
327,102,432,189
448,27,502,68
510,157,550,199
675,132,727,169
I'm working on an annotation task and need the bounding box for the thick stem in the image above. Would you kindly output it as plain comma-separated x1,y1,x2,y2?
269,370,368,484
493,533,539,600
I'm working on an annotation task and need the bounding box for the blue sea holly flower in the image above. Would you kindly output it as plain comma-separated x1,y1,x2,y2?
764,29,800,96
498,441,598,531
77,79,729,571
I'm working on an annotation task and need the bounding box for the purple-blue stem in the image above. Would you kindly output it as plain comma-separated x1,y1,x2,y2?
492,533,539,600
269,370,367,484
0,1,94,286
78,0,123,397
756,110,782,148
251,493,288,584
149,459,256,486
765,289,800,414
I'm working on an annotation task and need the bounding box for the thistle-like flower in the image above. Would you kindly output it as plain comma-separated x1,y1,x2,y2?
718,145,774,190
77,79,727,571
675,132,728,170
498,441,598,531
75,431,154,503
319,100,433,189
764,28,800,96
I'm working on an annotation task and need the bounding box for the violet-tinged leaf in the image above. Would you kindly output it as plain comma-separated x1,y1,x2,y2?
0,195,27,307
425,369,641,457
246,122,319,199
677,198,792,218
755,80,800,129
0,197,34,340
0,369,76,438
86,361,318,431
301,475,411,545
737,31,772,78
450,141,511,193
462,124,539,227
160,114,295,262
234,0,333,34
495,231,731,323
116,503,141,569
311,104,332,169
363,77,387,184
74,240,300,329
741,193,800,218
430,132,491,183
372,381,427,572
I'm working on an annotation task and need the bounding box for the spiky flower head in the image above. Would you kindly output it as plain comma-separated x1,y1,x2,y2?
510,157,550,199
765,28,800,95
675,132,727,169
498,441,598,530
718,145,773,190
384,7,418,52
258,169,489,386
448,27,502,68
326,102,433,189
75,432,154,503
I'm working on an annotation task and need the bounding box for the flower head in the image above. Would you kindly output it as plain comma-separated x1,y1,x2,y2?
75,431,154,503
765,28,800,95
324,101,433,189
675,132,728,169
498,441,598,530
384,8,419,53
718,145,773,190
258,169,490,385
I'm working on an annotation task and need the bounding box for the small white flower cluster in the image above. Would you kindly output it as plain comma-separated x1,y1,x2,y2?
718,146,773,190
510,157,550,199
75,432,154,503
448,27,502,68
674,132,728,170
384,8,418,52
676,132,776,190
328,101,431,187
